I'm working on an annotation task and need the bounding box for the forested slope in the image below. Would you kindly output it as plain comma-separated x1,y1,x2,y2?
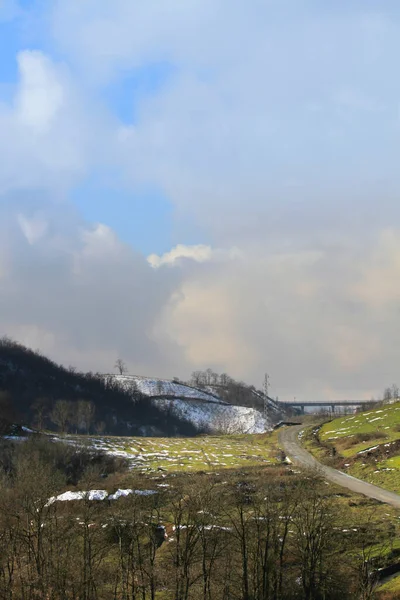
0,338,199,436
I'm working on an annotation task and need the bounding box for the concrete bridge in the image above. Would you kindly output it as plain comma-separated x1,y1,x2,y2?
278,399,376,414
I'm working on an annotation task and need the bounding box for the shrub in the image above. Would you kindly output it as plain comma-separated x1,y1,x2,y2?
2,436,128,485
339,431,387,449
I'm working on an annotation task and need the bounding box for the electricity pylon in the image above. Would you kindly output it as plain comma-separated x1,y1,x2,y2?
263,373,270,423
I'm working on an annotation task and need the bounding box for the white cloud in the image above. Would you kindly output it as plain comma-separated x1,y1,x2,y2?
154,233,400,400
50,0,230,80
4,201,400,401
17,213,48,244
0,49,107,195
15,51,65,133
0,199,185,377
147,244,241,268
2,200,400,402
148,244,213,268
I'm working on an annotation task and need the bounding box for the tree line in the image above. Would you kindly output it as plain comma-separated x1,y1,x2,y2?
46,398,98,434
189,369,271,412
382,384,400,402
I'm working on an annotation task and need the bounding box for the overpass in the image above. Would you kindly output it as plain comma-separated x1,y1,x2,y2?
277,399,376,414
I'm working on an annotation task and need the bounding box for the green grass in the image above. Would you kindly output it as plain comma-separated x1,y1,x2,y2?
319,403,400,454
303,402,400,493
67,432,280,473
377,573,400,596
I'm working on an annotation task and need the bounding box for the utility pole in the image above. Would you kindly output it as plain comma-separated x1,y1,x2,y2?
263,373,270,423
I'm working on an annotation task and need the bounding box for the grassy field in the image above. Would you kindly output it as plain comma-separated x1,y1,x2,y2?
319,403,400,452
377,574,400,597
304,401,400,494
65,430,281,473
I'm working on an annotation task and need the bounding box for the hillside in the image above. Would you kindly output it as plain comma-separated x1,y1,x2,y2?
305,400,400,493
0,338,199,436
188,369,283,413
107,374,271,433
107,374,224,403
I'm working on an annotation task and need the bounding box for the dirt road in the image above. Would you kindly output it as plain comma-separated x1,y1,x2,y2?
279,425,400,508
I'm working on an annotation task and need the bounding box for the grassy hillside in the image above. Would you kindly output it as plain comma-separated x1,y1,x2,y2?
306,401,400,493
61,431,281,473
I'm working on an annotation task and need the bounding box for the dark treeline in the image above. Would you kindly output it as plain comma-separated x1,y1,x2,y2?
0,337,200,436
0,437,393,600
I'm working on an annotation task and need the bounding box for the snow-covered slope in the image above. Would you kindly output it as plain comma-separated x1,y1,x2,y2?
107,374,270,434
107,375,224,403
155,398,268,434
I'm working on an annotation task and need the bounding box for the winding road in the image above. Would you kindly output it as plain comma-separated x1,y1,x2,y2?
279,425,400,509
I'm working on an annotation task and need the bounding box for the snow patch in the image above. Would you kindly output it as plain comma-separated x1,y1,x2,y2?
47,489,157,505
107,374,223,403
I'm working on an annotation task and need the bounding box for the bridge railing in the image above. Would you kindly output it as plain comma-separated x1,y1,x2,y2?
277,400,376,406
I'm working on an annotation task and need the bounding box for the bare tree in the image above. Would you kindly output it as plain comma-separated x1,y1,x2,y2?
76,400,96,434
94,421,106,434
50,400,71,433
351,512,395,600
291,480,340,600
190,371,202,387
0,392,16,423
31,397,49,430
383,386,392,401
114,358,128,375
217,373,225,386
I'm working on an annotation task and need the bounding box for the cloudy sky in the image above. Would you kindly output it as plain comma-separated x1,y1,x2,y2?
1,0,400,401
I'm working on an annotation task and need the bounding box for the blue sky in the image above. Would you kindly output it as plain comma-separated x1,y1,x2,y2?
2,1,400,399
70,174,173,255
0,14,23,87
0,1,182,255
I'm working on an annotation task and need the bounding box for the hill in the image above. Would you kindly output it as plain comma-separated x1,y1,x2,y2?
305,400,400,493
0,338,199,436
108,374,224,403
106,374,271,433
